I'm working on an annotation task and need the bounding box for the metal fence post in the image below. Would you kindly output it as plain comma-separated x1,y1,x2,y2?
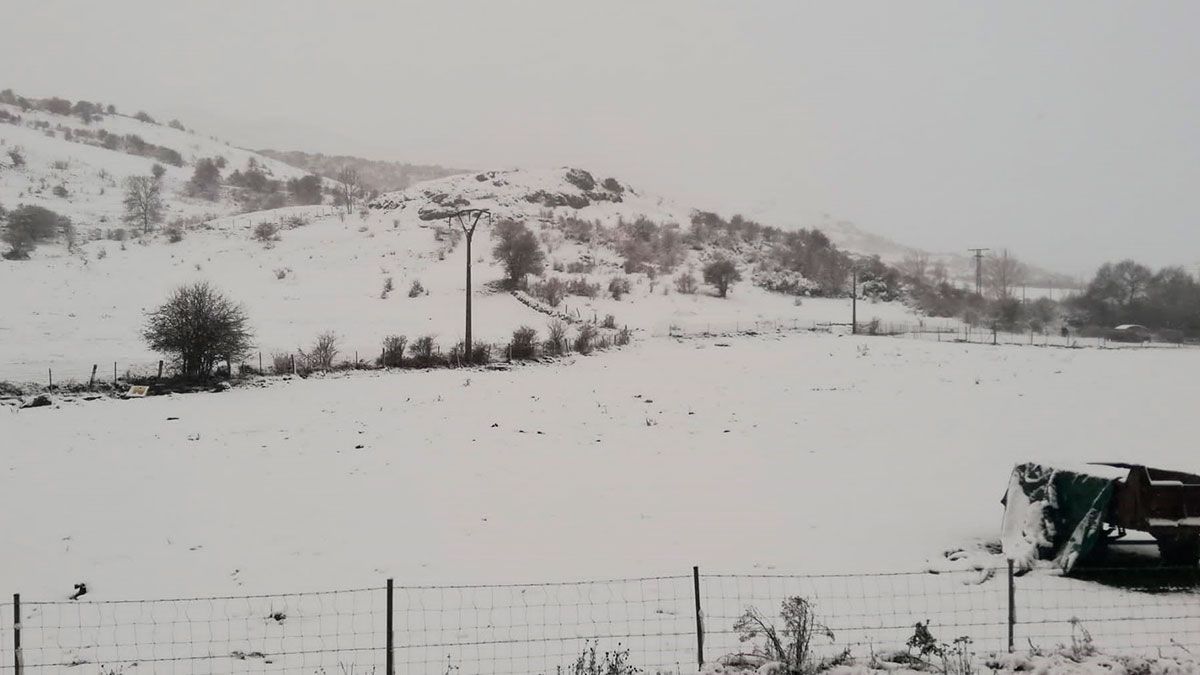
13,593,22,675
1007,560,1016,652
386,578,395,675
693,566,704,670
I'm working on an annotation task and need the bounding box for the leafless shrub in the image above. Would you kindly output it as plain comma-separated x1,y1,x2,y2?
734,597,833,675
574,324,597,355
545,319,568,355
380,335,407,367
674,272,698,294
300,332,339,371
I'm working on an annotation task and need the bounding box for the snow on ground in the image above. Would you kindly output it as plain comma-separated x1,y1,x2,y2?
4,333,1198,595
3,332,1199,670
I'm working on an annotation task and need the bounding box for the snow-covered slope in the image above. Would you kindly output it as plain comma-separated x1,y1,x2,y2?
0,104,312,227
1,162,932,385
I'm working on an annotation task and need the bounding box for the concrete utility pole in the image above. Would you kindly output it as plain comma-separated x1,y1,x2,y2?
968,248,990,296
448,208,491,363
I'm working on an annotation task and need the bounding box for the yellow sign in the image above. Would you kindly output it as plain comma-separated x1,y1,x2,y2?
126,385,150,397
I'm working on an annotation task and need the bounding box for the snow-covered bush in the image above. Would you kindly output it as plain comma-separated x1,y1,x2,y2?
282,214,309,229
379,335,407,368
450,341,491,366
566,276,599,298
408,279,425,297
253,221,279,243
492,219,545,285
574,324,597,355
2,204,69,259
703,257,742,298
510,326,538,359
532,277,566,307
407,335,444,368
608,276,632,300
674,272,698,294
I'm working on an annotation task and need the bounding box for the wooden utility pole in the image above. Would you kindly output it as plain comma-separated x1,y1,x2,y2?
448,209,490,363
851,268,858,334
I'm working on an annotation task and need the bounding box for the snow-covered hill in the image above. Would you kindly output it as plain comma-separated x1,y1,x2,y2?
0,125,931,385
0,102,314,228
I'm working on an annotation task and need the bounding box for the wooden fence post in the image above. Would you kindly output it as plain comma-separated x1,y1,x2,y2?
693,566,704,669
1007,559,1016,652
13,593,22,675
48,368,52,389
89,364,97,388
386,579,395,675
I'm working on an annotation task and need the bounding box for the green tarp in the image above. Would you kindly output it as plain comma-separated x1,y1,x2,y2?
1001,462,1121,572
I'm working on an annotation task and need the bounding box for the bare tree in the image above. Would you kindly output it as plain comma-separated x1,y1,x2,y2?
333,167,366,214
300,331,340,371
984,249,1027,300
143,282,254,378
897,252,930,282
122,175,164,235
930,260,949,285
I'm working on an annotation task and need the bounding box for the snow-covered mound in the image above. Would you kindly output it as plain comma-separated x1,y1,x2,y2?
370,167,692,226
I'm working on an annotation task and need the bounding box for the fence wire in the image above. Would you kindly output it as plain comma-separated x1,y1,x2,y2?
3,587,385,674
2,567,1198,674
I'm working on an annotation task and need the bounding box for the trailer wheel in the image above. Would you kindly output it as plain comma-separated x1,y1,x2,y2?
1157,535,1200,566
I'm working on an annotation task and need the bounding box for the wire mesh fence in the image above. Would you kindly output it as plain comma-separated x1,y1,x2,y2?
3,566,1198,674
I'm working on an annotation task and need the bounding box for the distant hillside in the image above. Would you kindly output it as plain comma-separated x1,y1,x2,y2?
817,216,1080,291
257,149,465,193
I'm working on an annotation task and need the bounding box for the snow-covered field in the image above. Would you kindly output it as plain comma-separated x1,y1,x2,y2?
3,332,1198,671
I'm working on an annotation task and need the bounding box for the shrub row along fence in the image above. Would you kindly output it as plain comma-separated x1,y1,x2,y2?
0,327,632,395
3,565,1197,674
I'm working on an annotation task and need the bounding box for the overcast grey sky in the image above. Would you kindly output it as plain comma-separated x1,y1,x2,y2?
3,1,1198,274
